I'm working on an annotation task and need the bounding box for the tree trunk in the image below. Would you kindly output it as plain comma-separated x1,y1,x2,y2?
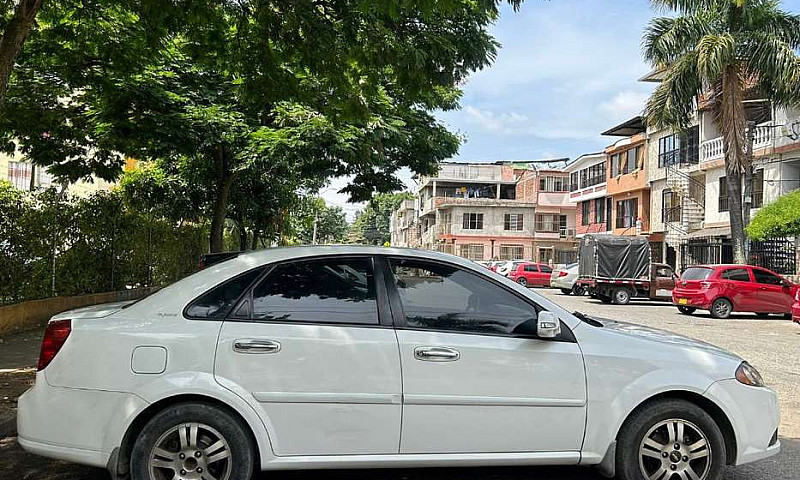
209,145,237,253
0,0,43,104
251,229,259,250
237,218,248,252
720,66,749,264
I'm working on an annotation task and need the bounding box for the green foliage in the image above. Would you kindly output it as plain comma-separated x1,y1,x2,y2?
746,189,800,240
351,192,413,245
290,197,349,245
0,181,207,305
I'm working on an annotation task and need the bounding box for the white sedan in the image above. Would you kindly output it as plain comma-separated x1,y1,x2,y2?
18,246,780,480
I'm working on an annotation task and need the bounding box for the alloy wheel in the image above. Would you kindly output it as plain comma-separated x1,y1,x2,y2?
711,300,731,319
638,418,711,480
149,422,232,480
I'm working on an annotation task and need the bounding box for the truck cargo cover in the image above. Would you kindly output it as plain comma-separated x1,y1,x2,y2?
579,235,651,280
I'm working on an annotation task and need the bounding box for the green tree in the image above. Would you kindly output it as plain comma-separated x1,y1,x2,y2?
746,189,800,239
2,1,524,252
352,192,412,245
643,0,800,263
292,197,349,245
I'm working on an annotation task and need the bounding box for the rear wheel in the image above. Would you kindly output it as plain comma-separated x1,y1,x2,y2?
131,402,256,480
560,288,572,295
613,287,632,305
677,306,696,315
616,399,725,480
516,277,527,287
710,298,732,319
572,284,587,296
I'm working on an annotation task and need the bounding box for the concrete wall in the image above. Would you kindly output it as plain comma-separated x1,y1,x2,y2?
0,288,159,337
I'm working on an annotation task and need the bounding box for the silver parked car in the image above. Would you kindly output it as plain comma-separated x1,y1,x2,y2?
550,263,585,295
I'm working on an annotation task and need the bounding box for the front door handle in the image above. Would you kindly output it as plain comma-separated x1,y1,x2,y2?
233,339,281,354
414,346,460,362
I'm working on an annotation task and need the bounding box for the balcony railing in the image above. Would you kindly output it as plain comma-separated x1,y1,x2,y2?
700,122,776,163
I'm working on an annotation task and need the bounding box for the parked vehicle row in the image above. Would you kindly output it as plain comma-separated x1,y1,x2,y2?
19,246,781,480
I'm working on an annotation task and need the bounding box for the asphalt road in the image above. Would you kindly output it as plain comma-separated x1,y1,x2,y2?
1,288,798,479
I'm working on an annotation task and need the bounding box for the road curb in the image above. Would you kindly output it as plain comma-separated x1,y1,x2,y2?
0,411,17,438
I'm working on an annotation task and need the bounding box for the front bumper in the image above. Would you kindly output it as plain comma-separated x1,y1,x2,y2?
704,379,781,465
17,372,147,468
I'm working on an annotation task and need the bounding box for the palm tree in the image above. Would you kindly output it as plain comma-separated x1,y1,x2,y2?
643,0,800,263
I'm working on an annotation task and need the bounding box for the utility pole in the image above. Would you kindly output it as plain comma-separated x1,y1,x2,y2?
312,214,318,245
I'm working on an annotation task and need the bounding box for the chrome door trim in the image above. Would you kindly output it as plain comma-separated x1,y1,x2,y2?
233,339,281,354
413,346,460,362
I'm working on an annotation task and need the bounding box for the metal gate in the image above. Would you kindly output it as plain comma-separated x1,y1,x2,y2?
749,239,796,275
680,240,733,269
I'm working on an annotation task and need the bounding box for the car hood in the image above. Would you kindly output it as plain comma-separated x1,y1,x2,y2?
593,317,742,363
51,301,135,320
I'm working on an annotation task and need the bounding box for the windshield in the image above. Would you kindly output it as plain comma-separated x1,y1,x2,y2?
681,267,713,280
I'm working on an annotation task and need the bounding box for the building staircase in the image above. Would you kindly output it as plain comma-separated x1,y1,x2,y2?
664,163,706,246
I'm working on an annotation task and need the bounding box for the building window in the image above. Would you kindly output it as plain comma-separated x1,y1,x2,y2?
610,154,619,178
535,213,560,233
462,213,484,230
719,178,729,212
538,176,569,192
504,213,524,231
581,201,591,226
7,161,33,190
498,244,524,260
658,126,699,168
595,198,605,224
570,171,579,191
752,169,764,208
662,189,681,223
611,147,642,178
616,198,638,229
624,147,639,174
458,243,485,261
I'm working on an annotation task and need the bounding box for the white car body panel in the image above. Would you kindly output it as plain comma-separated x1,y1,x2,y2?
16,246,781,475
550,264,579,290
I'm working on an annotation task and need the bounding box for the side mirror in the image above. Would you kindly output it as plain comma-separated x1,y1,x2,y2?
537,311,561,339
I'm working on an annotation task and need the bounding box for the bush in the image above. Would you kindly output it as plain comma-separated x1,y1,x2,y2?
0,181,208,305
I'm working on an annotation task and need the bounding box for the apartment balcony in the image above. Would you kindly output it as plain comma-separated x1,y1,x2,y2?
421,227,437,245
700,118,800,163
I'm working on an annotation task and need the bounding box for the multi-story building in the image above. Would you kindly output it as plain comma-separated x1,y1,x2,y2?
0,152,118,197
389,198,420,248
566,153,610,237
642,69,800,273
399,161,577,263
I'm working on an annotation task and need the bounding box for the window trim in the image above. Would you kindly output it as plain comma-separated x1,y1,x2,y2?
197,254,394,328
380,255,576,343
183,266,270,321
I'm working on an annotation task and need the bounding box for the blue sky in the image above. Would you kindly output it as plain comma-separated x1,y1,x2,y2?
327,0,800,219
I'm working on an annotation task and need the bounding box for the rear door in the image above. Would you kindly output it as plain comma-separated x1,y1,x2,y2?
537,264,553,286
214,255,402,456
718,267,758,311
523,263,538,283
751,267,793,313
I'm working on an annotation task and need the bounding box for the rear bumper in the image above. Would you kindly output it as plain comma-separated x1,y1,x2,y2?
17,372,147,467
551,278,574,289
704,379,781,466
672,291,712,309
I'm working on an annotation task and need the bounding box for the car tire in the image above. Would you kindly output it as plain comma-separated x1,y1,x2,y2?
710,298,733,319
130,402,256,480
677,306,696,315
560,288,572,295
572,284,586,296
516,277,527,287
616,398,726,480
613,287,631,305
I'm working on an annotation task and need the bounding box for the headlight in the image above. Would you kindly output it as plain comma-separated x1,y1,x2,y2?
736,361,765,387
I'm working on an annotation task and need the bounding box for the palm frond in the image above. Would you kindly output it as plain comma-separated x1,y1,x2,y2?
743,3,800,49
650,0,732,14
646,51,703,130
742,31,800,106
643,12,720,65
696,33,736,81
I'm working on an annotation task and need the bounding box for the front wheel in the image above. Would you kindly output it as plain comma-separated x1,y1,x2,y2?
131,402,256,480
616,399,726,480
677,306,696,315
560,288,572,295
516,277,527,287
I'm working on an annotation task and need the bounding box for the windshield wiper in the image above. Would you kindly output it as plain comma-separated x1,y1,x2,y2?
573,311,603,327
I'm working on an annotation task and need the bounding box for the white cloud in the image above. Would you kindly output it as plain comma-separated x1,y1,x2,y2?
599,91,649,120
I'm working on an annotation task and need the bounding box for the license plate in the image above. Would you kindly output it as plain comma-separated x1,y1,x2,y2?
678,298,688,305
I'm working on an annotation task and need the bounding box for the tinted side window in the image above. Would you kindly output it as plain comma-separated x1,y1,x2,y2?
186,268,264,319
752,269,783,285
389,258,538,336
249,257,378,325
539,265,553,273
524,265,537,272
721,268,750,282
656,267,674,278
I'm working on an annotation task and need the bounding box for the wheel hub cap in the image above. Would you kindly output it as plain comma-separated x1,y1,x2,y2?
638,418,711,480
149,422,232,480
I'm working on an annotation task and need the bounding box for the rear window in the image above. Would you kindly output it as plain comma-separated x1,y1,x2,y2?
681,267,713,280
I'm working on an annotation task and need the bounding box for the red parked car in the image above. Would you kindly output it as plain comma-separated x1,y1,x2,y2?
672,264,799,319
792,289,800,325
507,262,553,287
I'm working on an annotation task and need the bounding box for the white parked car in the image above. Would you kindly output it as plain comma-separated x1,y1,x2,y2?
551,262,584,295
496,259,524,276
19,246,780,480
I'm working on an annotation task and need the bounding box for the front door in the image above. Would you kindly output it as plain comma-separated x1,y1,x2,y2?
214,256,402,456
384,257,586,454
751,267,793,313
653,265,676,298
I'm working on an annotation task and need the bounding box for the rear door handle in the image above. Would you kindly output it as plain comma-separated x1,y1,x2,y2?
414,346,460,362
233,339,281,354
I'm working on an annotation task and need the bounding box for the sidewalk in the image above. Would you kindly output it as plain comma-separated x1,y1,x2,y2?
0,328,42,437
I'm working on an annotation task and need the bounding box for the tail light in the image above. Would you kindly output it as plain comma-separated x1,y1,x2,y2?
700,281,712,290
38,319,72,371
558,271,568,277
